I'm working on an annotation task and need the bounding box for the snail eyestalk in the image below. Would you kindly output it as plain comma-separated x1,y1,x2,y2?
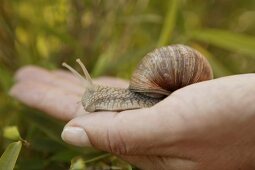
76,58,93,84
62,62,94,90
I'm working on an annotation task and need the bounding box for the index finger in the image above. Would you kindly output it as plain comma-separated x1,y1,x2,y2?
10,80,85,121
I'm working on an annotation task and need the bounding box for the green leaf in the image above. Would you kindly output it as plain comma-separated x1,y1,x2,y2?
157,0,179,46
3,126,22,141
190,29,255,57
0,141,22,170
70,157,86,170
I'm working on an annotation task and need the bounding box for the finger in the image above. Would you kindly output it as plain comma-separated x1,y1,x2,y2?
10,80,86,121
15,65,50,82
61,104,185,155
155,73,255,128
120,155,196,170
15,66,84,95
52,70,82,85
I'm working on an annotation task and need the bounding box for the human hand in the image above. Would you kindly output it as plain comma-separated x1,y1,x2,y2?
9,66,129,120
10,66,255,170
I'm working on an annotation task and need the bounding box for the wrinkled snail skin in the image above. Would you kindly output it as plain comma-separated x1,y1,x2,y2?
63,44,213,112
82,85,162,112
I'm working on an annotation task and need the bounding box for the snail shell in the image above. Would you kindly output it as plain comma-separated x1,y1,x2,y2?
129,44,213,98
63,44,213,112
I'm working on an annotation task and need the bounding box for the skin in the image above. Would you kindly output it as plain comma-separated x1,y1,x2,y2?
10,66,255,170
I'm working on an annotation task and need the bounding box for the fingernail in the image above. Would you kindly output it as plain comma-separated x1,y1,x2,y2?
61,127,91,147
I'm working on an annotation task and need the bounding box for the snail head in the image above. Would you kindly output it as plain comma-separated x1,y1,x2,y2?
62,59,97,111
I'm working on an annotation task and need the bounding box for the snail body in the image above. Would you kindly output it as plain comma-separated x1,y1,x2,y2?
63,44,213,112
82,86,161,112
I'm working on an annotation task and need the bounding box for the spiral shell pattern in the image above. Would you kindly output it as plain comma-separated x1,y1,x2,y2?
129,44,213,98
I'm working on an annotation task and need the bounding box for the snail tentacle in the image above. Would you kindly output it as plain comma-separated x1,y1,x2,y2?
62,61,94,90
76,59,93,85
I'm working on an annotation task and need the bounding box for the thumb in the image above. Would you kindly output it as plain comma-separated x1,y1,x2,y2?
61,105,184,155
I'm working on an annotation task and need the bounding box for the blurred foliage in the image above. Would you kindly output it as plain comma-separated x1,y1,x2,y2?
0,141,22,170
0,0,254,169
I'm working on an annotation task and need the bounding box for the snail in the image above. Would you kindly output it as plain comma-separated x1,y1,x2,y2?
62,44,213,112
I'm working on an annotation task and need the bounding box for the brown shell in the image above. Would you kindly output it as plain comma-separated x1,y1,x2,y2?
129,44,213,98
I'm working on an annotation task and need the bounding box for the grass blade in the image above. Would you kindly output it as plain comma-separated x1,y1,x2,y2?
0,141,22,170
190,29,255,57
157,0,179,46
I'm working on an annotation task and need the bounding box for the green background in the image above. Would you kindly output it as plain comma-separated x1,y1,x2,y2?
0,0,254,169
